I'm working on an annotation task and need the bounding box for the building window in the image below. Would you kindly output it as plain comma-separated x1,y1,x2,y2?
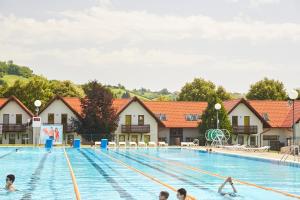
232,116,238,126
250,136,256,146
185,114,200,121
119,135,125,142
138,115,144,125
16,114,22,125
263,135,279,140
156,113,167,121
48,113,54,124
3,114,9,124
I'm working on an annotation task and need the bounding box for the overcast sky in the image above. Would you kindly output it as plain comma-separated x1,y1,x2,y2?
0,0,299,93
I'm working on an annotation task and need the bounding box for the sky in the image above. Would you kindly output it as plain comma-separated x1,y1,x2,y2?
0,0,300,93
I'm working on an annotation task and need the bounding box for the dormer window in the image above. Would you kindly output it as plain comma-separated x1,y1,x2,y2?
185,114,200,121
156,113,167,121
262,113,270,121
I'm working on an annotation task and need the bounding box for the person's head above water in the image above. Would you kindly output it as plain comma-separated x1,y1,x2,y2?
177,188,187,200
6,174,15,185
159,191,169,200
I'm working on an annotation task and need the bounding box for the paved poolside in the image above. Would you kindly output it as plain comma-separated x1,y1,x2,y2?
190,146,300,164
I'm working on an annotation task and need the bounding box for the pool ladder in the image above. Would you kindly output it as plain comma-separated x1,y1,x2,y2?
280,147,300,163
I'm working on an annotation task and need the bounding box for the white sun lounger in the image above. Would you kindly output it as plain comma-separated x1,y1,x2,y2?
158,141,168,147
108,142,116,147
148,141,157,147
187,142,196,146
95,141,101,146
181,142,189,147
118,142,126,148
129,142,137,147
138,142,146,147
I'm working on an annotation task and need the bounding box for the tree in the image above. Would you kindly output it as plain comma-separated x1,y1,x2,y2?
178,78,231,101
2,76,53,112
199,94,232,145
216,86,232,101
121,91,131,99
49,80,84,97
246,78,287,100
73,81,119,142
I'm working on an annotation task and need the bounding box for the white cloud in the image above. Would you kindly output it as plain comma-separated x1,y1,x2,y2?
0,5,299,91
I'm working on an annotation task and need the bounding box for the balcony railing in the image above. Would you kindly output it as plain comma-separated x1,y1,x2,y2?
232,125,258,135
0,124,27,132
63,124,76,133
121,124,150,133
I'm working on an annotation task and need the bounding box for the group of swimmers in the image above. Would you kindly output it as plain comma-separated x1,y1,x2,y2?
158,177,237,199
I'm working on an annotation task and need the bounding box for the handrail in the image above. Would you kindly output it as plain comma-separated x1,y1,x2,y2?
64,148,81,200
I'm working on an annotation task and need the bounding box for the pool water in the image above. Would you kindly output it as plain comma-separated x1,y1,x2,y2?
0,147,299,200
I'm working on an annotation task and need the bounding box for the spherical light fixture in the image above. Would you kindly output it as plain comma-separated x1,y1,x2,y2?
34,100,42,107
288,90,298,100
214,103,221,110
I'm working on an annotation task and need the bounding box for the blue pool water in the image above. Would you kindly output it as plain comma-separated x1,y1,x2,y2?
0,147,299,200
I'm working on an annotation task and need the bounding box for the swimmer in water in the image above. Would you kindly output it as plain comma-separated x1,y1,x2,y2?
5,174,16,192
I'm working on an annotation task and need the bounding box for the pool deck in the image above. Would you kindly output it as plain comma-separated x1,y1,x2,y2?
189,146,300,164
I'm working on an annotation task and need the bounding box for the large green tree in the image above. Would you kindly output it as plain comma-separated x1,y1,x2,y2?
199,94,232,145
178,78,232,101
246,78,287,100
49,80,84,97
73,81,119,142
2,76,53,112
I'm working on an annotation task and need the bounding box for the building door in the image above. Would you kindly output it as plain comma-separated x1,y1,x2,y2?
3,114,9,124
131,135,138,143
16,114,22,125
67,134,74,145
238,135,244,145
125,115,132,125
250,136,256,146
61,114,68,132
9,133,15,144
138,115,144,126
232,116,238,126
170,128,183,145
244,116,250,133
144,135,150,144
22,134,29,144
0,134,2,144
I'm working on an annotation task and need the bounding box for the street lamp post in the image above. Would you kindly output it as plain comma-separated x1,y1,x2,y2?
288,90,298,147
33,100,42,146
215,103,221,129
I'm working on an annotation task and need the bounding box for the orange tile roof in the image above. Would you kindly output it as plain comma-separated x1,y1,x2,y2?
0,98,8,107
61,96,300,128
223,99,241,112
62,97,131,116
143,101,208,128
248,100,299,128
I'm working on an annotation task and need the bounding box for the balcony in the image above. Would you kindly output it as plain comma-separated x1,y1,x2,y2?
232,125,258,135
121,124,150,133
0,124,27,132
63,124,76,133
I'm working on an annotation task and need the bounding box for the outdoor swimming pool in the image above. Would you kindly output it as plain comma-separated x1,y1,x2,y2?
0,147,299,200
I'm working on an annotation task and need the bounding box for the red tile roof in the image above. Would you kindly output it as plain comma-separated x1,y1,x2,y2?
248,100,300,128
143,101,207,128
0,98,8,107
60,96,300,128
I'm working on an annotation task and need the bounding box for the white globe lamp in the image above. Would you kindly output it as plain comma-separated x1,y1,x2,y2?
288,90,298,100
214,103,221,110
34,100,42,107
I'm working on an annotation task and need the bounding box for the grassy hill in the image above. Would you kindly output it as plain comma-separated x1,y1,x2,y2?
0,74,29,86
